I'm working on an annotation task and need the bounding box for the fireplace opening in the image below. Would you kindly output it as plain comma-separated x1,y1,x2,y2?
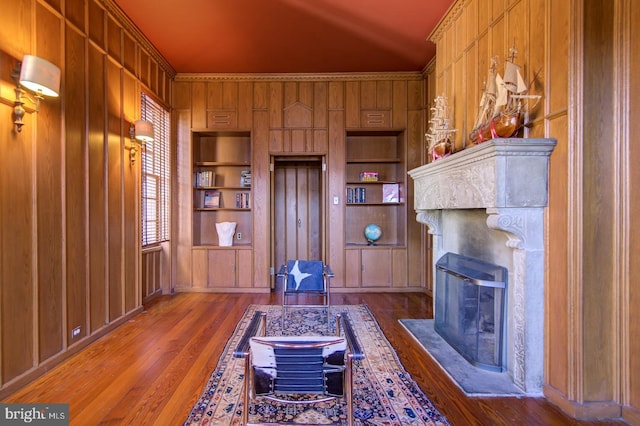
434,252,507,372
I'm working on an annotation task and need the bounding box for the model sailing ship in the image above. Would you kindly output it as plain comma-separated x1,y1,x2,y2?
468,44,541,145
426,94,457,161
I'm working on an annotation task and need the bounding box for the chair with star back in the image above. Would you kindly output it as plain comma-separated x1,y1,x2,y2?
278,260,333,330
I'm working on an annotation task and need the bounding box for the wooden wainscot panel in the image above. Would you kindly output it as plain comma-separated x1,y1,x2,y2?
237,249,253,288
88,0,105,49
123,31,136,75
107,15,122,63
208,250,236,288
191,248,207,288
392,248,408,288
360,109,391,128
284,102,313,128
207,110,237,129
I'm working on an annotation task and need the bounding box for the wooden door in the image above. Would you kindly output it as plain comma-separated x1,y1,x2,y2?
272,157,324,282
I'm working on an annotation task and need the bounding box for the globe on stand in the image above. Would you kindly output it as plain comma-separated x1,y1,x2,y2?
364,223,382,246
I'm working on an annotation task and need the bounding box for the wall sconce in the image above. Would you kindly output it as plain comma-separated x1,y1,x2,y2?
129,119,154,165
11,55,61,133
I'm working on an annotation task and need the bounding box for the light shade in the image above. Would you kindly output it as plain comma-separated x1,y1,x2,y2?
19,55,60,98
134,120,154,142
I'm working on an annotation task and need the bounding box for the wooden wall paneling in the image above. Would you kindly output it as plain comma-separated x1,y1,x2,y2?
327,109,345,286
283,81,298,108
269,129,283,152
375,80,392,110
464,44,478,143
191,248,207,288
107,15,121,64
392,248,407,288
328,81,344,111
106,59,124,322
65,0,85,32
172,81,191,110
173,108,193,289
548,0,570,116
237,249,253,288
88,44,107,332
453,7,466,61
88,0,105,49
139,50,149,88
269,82,283,129
360,81,376,109
237,81,253,129
122,71,138,314
313,82,328,130
65,23,88,343
0,85,35,383
253,81,268,111
252,109,269,288
190,81,206,129
452,56,465,151
492,0,507,22
122,31,136,75
149,59,158,94
491,16,506,73
344,81,360,128
35,2,64,362
627,0,640,419
546,114,570,397
406,109,424,287
222,81,239,108
313,129,328,154
206,81,223,109
527,0,546,129
163,70,171,105
344,250,360,288
43,0,61,13
391,80,407,129
582,0,616,403
464,0,477,48
298,81,314,110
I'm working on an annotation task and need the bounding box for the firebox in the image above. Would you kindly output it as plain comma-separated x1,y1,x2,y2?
434,252,507,372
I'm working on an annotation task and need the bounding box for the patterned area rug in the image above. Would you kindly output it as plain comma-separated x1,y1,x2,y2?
184,304,449,425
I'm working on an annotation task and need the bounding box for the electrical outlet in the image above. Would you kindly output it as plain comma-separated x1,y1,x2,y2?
72,326,81,338
236,232,242,240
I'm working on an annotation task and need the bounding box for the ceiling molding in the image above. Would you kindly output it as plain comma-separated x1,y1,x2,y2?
101,0,176,78
174,71,423,82
428,0,466,42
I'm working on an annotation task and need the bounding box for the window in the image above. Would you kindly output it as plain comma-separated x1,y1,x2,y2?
141,93,170,246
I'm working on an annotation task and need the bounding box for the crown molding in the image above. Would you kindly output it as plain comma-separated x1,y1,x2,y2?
174,71,423,82
101,0,176,78
428,0,466,42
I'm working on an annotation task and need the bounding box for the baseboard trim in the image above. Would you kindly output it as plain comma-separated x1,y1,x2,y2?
543,384,622,420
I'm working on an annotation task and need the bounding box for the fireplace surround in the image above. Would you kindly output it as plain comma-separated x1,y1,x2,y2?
408,138,556,394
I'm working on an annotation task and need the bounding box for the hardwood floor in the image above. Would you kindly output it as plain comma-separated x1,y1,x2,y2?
2,291,626,425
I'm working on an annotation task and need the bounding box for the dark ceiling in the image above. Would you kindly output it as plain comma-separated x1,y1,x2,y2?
113,0,455,74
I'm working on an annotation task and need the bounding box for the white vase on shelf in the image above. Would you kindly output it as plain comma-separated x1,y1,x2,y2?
216,222,237,247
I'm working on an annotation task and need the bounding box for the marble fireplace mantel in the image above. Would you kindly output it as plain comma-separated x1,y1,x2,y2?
408,138,556,394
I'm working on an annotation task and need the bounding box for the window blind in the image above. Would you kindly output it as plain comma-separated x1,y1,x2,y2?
141,93,170,246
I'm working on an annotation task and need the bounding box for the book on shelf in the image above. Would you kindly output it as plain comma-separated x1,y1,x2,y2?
382,183,400,203
203,190,221,208
195,170,215,187
346,187,366,204
235,191,251,209
240,169,252,187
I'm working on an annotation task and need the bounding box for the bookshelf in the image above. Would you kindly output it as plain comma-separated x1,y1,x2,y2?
192,130,252,247
344,130,405,247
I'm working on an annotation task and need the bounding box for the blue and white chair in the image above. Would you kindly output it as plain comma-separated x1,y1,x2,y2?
278,260,334,330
